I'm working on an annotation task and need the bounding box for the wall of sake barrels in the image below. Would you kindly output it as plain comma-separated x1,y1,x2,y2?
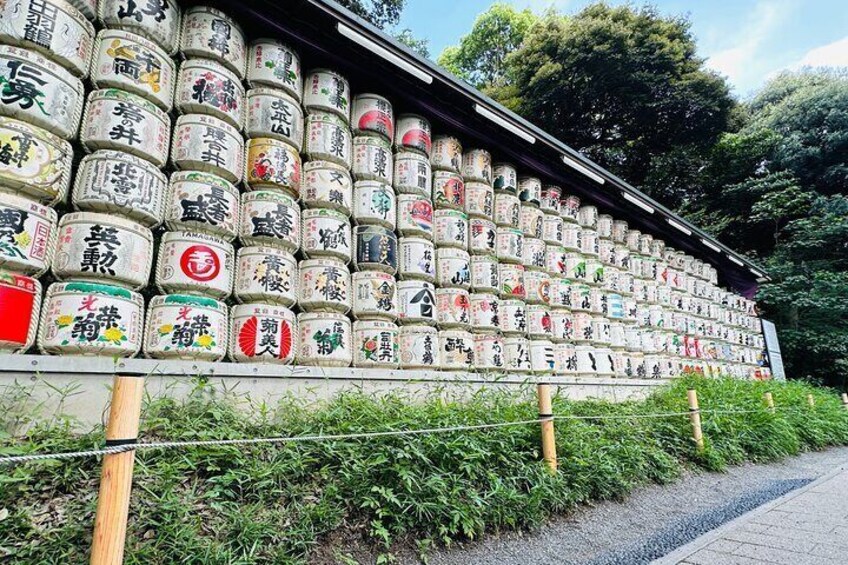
0,1,770,384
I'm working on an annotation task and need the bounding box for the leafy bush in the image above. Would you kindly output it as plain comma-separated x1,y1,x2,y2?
1,376,847,564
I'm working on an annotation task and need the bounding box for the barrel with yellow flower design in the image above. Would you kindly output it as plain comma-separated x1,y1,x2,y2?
38,281,143,357
143,294,228,361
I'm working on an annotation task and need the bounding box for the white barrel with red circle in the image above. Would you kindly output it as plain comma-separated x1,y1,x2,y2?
352,271,397,321
436,247,470,290
498,262,525,300
492,162,517,193
352,93,393,140
303,111,351,168
246,40,302,100
0,270,41,353
301,208,351,262
495,227,523,264
527,304,552,339
500,298,527,335
399,324,439,369
504,336,530,373
518,176,541,206
52,212,152,290
172,113,243,183
180,6,246,78
522,237,546,271
165,170,238,240
239,190,300,252
545,245,568,278
461,149,492,184
175,58,244,128
520,204,543,239
469,292,499,332
81,89,169,168
438,329,474,370
524,270,551,305
298,257,350,314
38,281,143,357
229,303,296,364
296,312,351,366
541,185,561,214
143,294,227,361
530,339,554,374
433,209,468,249
398,236,435,282
352,135,392,185
436,287,470,329
430,135,461,172
397,193,433,238
353,320,399,368
493,192,520,228
394,114,431,156
0,191,57,276
303,68,350,122
155,230,234,299
474,332,505,372
465,181,494,220
469,218,496,256
393,150,431,196
302,161,352,215
245,88,303,150
397,279,435,325
233,246,297,306
550,310,574,343
560,194,580,223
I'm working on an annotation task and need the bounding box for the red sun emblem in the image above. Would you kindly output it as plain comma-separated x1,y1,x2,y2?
180,245,220,282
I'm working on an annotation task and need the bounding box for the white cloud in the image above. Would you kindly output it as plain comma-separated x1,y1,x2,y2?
793,35,848,68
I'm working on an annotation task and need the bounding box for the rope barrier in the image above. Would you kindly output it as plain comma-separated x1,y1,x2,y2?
0,405,816,466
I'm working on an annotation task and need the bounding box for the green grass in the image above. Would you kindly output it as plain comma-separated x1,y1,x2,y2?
1,376,847,564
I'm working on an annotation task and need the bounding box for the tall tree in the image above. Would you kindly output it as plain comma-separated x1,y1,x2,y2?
394,28,430,58
336,0,406,29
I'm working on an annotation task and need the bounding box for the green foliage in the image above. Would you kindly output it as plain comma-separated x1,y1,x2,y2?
336,0,406,29
2,377,847,563
394,28,430,58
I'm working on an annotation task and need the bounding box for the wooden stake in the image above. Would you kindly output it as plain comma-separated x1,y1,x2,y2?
764,392,775,413
91,374,145,565
841,393,848,411
537,383,557,473
807,393,815,408
687,388,705,453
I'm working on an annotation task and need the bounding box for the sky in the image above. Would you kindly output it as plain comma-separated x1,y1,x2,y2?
396,0,848,97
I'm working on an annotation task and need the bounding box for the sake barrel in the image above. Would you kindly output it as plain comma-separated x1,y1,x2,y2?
492,162,517,193
504,336,531,373
611,350,628,377
0,191,57,276
155,230,234,299
396,194,433,240
603,265,619,294
180,6,246,78
607,292,625,320
550,310,574,343
432,170,465,211
143,294,227,361
573,311,593,343
530,339,555,374
0,0,94,78
495,227,523,264
90,29,175,111
522,237,546,271
433,209,468,249
625,229,641,252
518,176,541,206
172,113,244,183
527,303,553,340
574,345,596,376
469,292,500,332
599,238,615,266
525,270,551,305
470,255,499,293
399,324,439,369
644,354,664,379
493,192,520,228
0,116,72,205
591,316,611,346
541,185,561,215
300,208,351,262
438,329,474,370
298,257,350,313
571,283,592,312
436,247,470,290
394,114,431,156
498,262,526,299
353,180,396,229
303,111,351,168
352,135,392,184
554,342,577,375
302,160,352,215
0,271,41,353
624,325,642,351
596,214,613,240
245,88,303,150
393,150,431,196
593,348,615,377
353,320,399,368
469,218,496,256
474,332,505,372
519,204,543,238
612,220,628,243
549,277,572,310
500,298,527,335
353,225,397,274
239,190,300,252
165,170,239,240
562,222,580,252
352,271,397,321
579,228,599,257
638,234,653,256
560,194,580,223
587,257,605,287
588,287,606,315
38,281,143,356
465,181,494,220
436,287,470,329
398,236,435,281
352,93,393,140
565,252,588,283
233,246,297,306
627,352,646,378
651,238,666,259
461,149,492,184
246,39,302,100
303,68,350,122
81,88,169,168
577,205,598,228
74,150,167,228
175,58,245,128
0,45,84,139
541,214,564,246
98,0,181,54
53,212,153,290
397,279,435,325
296,312,351,366
430,135,461,173
69,0,95,21
229,303,296,364
545,245,568,278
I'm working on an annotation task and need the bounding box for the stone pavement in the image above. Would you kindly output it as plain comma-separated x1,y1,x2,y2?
655,459,848,565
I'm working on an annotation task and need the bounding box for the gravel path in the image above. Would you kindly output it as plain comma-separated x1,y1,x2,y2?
412,447,848,565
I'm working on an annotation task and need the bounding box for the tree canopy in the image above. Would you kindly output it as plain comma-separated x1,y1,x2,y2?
336,0,406,29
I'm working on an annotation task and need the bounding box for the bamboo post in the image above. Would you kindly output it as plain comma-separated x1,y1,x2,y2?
536,383,557,473
91,374,145,565
764,392,775,413
687,388,705,453
841,393,848,411
807,393,815,408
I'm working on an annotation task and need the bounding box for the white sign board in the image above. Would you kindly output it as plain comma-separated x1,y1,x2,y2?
760,319,785,380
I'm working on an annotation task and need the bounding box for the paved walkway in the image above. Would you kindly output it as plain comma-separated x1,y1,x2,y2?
656,459,848,565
